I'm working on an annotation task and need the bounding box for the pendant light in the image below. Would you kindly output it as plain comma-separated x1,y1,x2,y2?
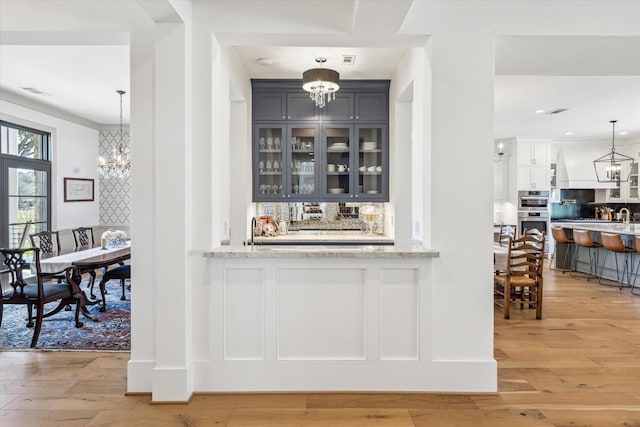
593,120,634,183
302,57,340,109
98,90,131,179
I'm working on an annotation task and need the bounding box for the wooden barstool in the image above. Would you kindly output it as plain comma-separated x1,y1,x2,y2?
571,229,603,281
599,232,635,290
549,226,575,273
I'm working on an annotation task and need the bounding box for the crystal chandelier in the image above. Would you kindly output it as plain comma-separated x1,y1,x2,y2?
302,57,340,108
98,90,131,179
593,120,634,183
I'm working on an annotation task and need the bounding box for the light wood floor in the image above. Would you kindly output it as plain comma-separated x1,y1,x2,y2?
1,270,639,426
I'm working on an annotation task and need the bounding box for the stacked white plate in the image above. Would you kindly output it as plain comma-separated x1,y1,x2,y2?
329,142,348,149
328,188,345,194
361,141,377,150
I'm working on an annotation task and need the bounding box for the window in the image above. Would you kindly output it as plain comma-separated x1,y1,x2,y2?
0,120,52,248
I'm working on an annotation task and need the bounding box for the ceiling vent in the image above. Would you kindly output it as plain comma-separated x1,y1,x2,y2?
20,87,52,96
545,108,569,115
341,55,356,66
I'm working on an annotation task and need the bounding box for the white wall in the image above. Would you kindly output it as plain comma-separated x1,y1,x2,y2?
0,99,100,232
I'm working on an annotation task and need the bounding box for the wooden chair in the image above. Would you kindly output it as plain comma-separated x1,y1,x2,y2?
0,247,84,348
72,227,95,248
71,227,99,298
29,230,62,256
98,264,130,312
494,233,545,319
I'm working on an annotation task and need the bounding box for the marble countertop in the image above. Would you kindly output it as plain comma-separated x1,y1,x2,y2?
253,230,394,244
553,222,640,236
204,245,439,259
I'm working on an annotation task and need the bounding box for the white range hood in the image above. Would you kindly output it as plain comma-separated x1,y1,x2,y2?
558,144,618,189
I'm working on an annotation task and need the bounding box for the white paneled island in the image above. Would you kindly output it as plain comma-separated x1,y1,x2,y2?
191,245,500,393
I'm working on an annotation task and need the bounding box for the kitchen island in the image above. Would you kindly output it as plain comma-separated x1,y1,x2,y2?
192,245,495,393
551,222,640,284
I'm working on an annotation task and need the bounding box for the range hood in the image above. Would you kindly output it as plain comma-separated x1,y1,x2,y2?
558,144,618,189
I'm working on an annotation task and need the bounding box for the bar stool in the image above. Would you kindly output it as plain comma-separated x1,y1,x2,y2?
630,236,640,295
549,226,575,273
571,229,603,281
599,232,635,290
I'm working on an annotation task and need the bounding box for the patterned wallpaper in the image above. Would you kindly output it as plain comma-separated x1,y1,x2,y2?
98,130,131,227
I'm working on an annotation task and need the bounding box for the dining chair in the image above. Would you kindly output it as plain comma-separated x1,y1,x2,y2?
494,232,545,319
72,227,95,248
98,264,131,311
0,247,84,348
71,227,99,298
29,230,62,256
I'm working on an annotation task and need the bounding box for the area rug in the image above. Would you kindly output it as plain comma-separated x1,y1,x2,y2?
0,283,130,351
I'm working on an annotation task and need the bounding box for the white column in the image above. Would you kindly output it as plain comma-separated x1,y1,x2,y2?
150,21,193,402
127,22,157,393
428,30,496,388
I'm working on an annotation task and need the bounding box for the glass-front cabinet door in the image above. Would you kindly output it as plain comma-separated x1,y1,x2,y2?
254,124,285,200
288,124,318,199
254,124,319,201
356,124,386,200
322,125,353,199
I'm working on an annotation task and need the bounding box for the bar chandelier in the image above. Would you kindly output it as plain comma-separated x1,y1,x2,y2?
98,90,131,179
593,120,634,183
302,57,340,109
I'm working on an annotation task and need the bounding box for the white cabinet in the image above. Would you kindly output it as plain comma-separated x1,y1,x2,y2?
606,162,640,202
518,166,550,191
518,142,549,166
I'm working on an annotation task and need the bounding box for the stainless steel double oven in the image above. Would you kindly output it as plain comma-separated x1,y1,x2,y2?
517,190,550,252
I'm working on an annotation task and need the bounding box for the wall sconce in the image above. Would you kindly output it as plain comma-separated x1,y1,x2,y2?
494,142,505,162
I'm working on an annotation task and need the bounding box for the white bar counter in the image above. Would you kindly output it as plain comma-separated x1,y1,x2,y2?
195,245,498,393
553,221,640,236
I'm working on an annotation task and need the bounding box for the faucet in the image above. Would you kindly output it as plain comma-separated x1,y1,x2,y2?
620,207,630,224
250,217,257,246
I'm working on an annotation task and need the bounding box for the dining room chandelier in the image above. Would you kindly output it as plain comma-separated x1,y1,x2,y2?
302,57,340,109
98,90,131,179
593,120,634,183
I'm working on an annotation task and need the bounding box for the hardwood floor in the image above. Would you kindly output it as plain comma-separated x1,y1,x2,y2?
1,270,639,426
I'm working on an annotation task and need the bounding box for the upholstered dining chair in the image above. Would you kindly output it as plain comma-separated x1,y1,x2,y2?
98,264,130,312
494,233,545,319
71,227,99,298
0,247,84,348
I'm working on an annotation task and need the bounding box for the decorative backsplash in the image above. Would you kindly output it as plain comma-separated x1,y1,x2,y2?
256,202,386,234
98,130,131,227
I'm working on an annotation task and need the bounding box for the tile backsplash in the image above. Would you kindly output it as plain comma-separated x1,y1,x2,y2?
256,202,386,233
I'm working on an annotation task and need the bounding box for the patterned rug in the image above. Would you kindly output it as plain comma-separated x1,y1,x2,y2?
0,281,130,351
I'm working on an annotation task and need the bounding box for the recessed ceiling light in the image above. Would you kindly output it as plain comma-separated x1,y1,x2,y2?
564,131,573,136
256,58,273,66
619,131,628,135
20,86,52,96
535,109,545,113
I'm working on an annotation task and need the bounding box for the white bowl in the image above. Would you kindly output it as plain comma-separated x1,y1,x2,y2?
359,166,367,172
328,187,345,194
367,166,376,172
376,166,383,172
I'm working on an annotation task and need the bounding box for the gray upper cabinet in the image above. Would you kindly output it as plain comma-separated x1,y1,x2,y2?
355,93,387,121
321,93,354,121
251,79,389,202
253,92,286,121
321,93,387,122
286,93,318,121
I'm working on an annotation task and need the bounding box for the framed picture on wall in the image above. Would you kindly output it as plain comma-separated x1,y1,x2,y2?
64,177,94,202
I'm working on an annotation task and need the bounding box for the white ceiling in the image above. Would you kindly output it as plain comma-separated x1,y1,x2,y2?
0,1,639,145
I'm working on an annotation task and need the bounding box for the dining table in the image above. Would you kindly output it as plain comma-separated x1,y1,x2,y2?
34,242,131,321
